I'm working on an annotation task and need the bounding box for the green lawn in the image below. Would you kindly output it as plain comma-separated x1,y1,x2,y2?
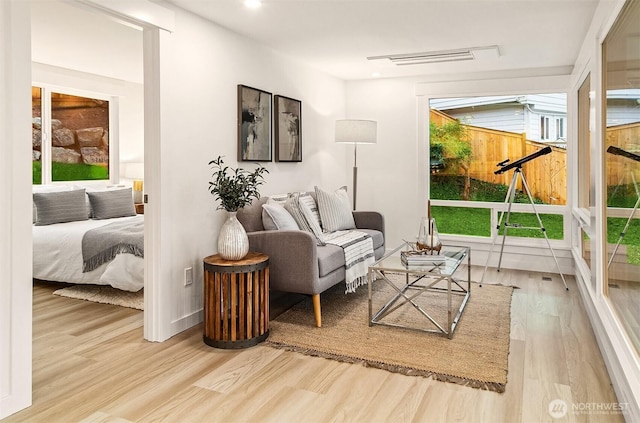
431,206,564,239
430,176,560,239
431,176,639,247
33,161,108,184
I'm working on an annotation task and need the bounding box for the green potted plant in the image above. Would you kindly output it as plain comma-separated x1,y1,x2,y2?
208,156,268,260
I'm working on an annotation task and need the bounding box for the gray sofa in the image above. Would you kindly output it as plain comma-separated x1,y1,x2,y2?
237,196,385,327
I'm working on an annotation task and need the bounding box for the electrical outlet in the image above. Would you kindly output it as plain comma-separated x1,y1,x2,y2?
184,267,193,286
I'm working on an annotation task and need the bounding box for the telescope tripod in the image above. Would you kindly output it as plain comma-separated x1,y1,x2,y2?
608,170,640,268
480,166,568,290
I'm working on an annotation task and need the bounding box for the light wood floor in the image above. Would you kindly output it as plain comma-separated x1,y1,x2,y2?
5,269,625,423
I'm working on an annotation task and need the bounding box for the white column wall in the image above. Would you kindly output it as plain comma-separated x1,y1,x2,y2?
153,6,347,339
0,0,33,418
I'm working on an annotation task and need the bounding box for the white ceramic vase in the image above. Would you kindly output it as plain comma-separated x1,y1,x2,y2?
217,211,249,260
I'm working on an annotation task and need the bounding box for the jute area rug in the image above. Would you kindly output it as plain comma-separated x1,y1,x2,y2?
53,285,143,310
266,275,513,392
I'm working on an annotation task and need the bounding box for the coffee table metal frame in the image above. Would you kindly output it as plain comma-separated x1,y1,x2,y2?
367,244,471,339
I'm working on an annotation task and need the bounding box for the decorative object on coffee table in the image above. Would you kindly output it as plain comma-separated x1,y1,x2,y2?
208,156,268,260
203,252,269,349
417,200,442,254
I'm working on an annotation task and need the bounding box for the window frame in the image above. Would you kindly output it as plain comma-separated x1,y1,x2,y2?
33,84,119,185
426,91,570,249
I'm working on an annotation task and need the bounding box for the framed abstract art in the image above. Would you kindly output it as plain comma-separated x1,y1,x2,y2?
274,95,302,162
237,85,272,161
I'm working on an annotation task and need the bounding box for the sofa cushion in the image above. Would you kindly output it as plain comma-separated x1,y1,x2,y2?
316,243,346,277
316,229,383,277
315,186,356,232
238,197,268,232
356,229,384,251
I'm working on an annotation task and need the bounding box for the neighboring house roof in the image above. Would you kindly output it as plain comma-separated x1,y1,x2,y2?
430,94,567,114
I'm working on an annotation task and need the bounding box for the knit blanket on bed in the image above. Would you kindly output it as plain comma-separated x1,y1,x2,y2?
324,230,375,293
82,216,144,273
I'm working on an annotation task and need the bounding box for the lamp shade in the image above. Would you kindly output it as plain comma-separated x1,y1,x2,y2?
335,120,377,144
123,162,144,180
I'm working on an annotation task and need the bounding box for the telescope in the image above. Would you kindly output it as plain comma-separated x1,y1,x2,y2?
607,145,640,163
495,146,552,175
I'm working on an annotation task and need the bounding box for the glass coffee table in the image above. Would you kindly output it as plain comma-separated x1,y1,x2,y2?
367,243,470,339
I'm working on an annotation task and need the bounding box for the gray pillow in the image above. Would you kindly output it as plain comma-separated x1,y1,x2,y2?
33,189,89,226
87,188,136,219
315,186,356,232
262,203,299,230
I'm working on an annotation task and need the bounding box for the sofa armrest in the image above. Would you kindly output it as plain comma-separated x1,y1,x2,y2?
353,211,385,235
247,230,320,294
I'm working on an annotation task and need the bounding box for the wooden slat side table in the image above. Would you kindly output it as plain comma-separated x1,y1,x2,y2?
203,252,269,349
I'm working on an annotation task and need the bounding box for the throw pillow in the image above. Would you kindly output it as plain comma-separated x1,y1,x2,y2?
33,189,89,226
284,193,325,245
87,188,136,219
262,203,299,230
297,193,326,244
267,193,290,205
32,184,76,223
315,186,356,232
297,192,323,228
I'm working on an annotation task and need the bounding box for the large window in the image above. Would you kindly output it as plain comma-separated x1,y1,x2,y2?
429,94,567,239
576,73,596,286
32,86,111,184
603,0,640,355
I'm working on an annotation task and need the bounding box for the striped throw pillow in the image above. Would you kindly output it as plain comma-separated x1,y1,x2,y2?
33,189,89,226
315,186,356,232
284,193,325,245
87,188,136,219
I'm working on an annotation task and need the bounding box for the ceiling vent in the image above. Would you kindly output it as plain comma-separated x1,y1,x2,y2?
367,45,500,66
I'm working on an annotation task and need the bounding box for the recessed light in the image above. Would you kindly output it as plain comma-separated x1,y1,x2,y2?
244,0,262,9
372,72,381,78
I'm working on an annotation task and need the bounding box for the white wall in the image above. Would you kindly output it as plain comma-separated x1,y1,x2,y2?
153,6,347,339
345,78,422,249
0,0,33,418
31,0,144,84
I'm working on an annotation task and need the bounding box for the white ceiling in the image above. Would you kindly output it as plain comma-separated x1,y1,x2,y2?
166,0,603,81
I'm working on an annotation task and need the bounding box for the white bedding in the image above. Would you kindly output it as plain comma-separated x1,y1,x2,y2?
33,215,144,292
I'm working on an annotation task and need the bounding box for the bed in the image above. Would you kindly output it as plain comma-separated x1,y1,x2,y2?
32,186,144,292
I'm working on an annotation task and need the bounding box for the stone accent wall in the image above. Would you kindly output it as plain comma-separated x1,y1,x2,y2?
32,117,109,166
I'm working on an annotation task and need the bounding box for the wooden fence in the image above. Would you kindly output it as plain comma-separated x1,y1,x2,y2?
605,122,640,188
430,109,640,206
430,109,567,204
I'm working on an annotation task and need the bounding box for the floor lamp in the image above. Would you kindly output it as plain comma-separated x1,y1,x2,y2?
335,119,377,210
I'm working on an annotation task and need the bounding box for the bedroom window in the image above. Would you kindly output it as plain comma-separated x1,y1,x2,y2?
32,86,111,184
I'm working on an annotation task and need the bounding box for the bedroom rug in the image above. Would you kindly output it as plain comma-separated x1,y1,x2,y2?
53,285,143,310
266,276,514,392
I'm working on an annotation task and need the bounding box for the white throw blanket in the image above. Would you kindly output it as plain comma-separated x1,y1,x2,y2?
324,230,375,293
